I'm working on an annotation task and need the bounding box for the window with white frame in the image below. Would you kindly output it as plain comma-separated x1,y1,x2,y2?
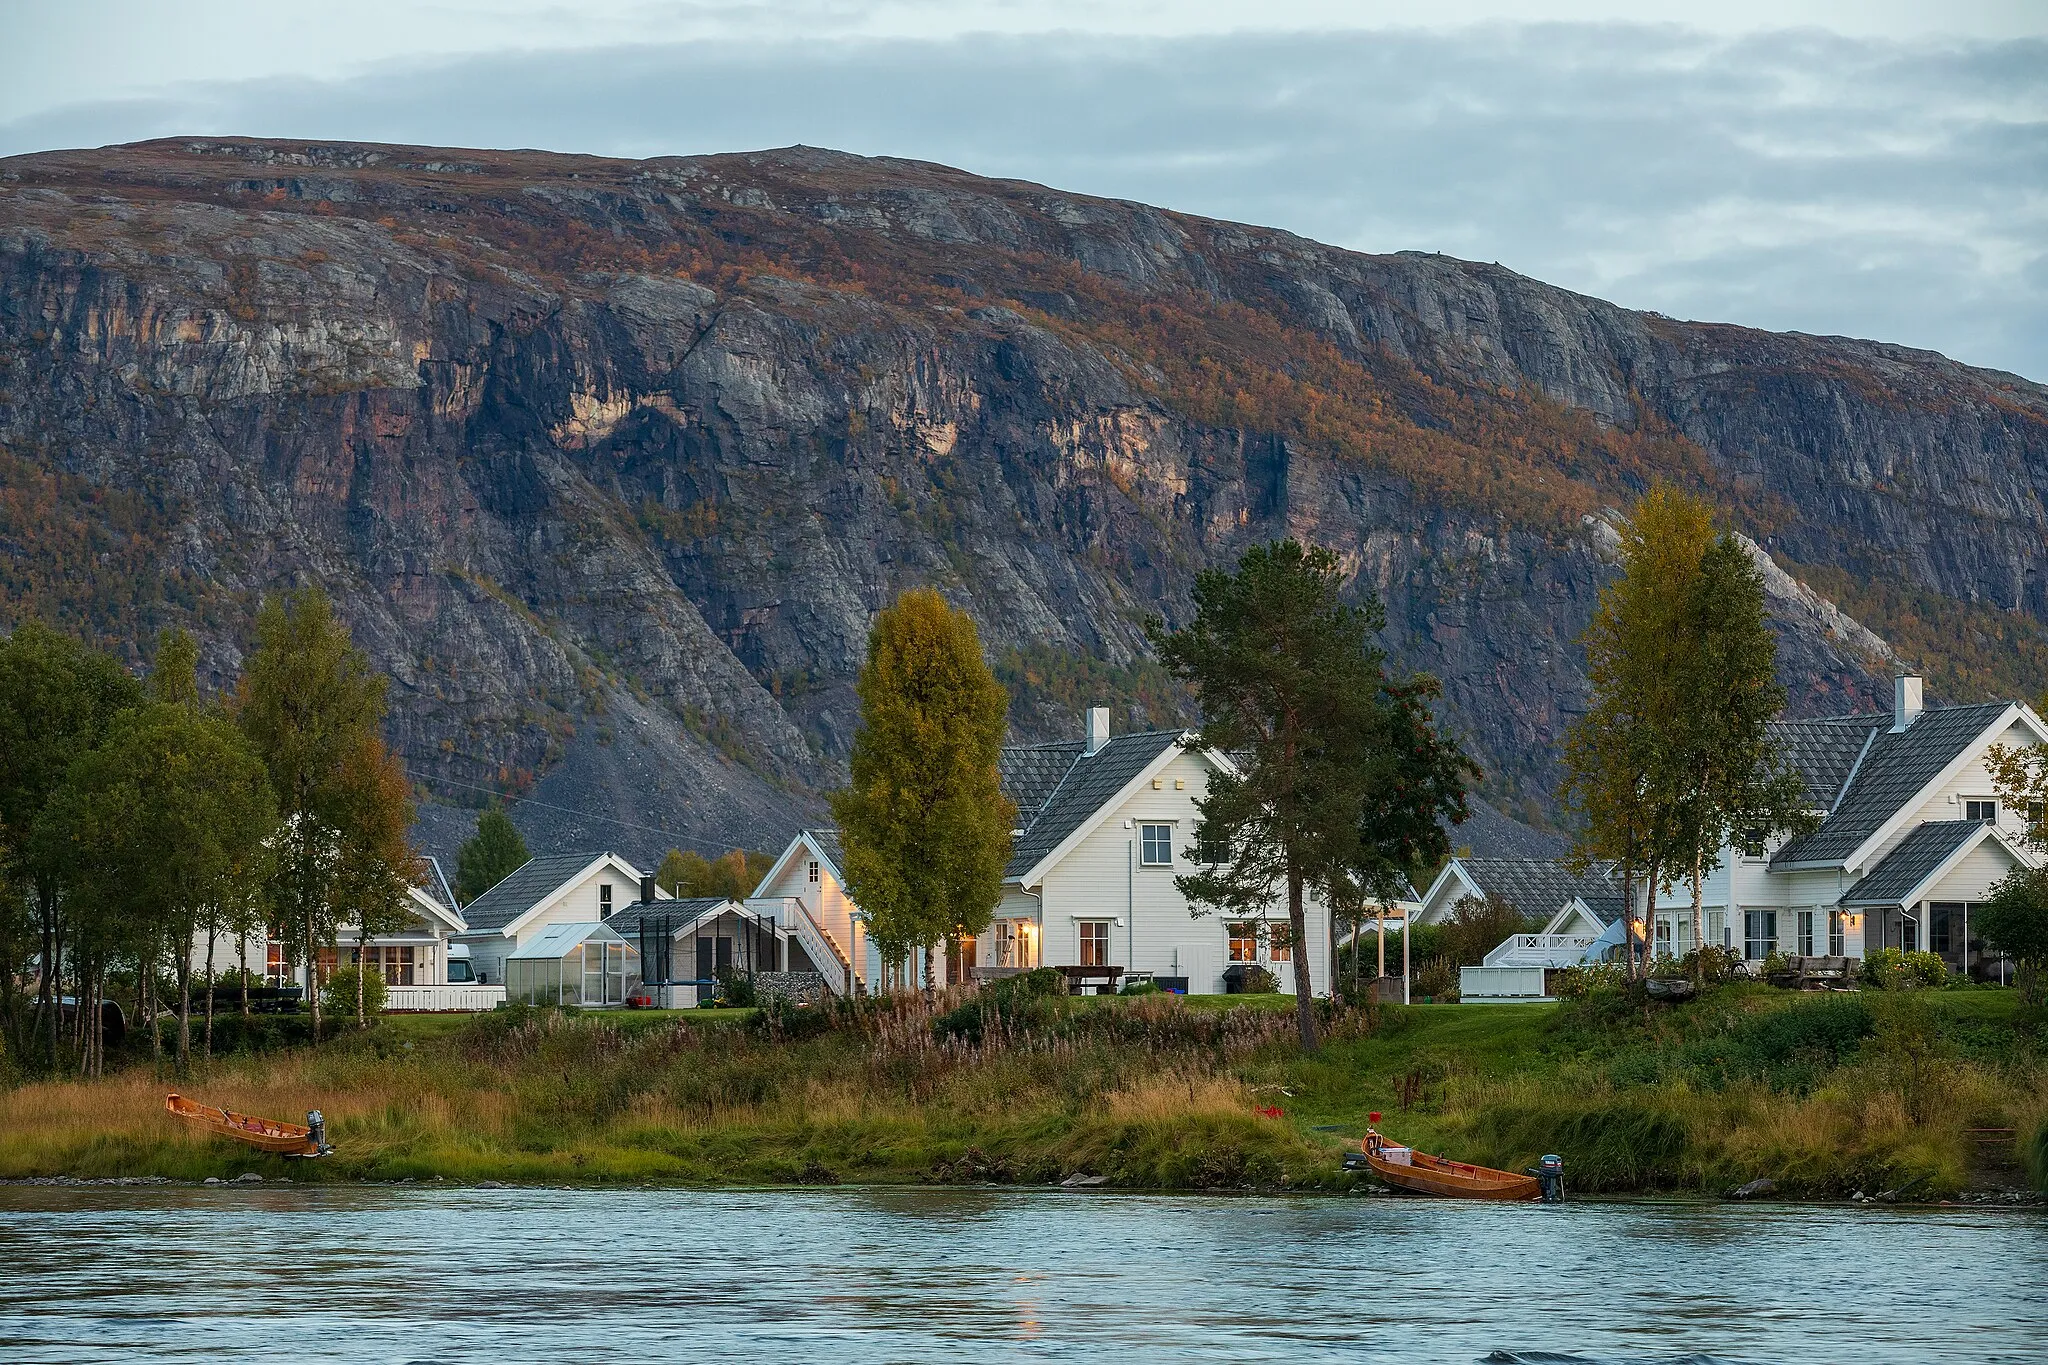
1828,910,1846,956
1140,823,1173,866
1738,828,1767,859
599,883,614,917
1964,798,1998,823
1227,922,1259,963
1796,909,1816,957
807,860,820,884
1077,920,1111,967
1268,922,1292,963
1743,909,1778,961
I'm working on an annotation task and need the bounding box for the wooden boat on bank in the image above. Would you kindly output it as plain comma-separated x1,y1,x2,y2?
1347,1122,1542,1201
165,1093,331,1157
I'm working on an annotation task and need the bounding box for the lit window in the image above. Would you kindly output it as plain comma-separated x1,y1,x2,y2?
1228,922,1258,963
1141,824,1172,866
1078,921,1111,967
1269,923,1292,962
1964,799,1998,823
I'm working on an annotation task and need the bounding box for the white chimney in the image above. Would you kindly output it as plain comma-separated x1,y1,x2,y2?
1893,674,1923,732
1085,705,1111,756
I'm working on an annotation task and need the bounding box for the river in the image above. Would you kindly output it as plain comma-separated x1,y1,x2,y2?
0,1186,2040,1362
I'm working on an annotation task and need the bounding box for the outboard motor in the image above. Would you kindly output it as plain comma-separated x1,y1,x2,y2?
1535,1153,1565,1203
307,1110,329,1155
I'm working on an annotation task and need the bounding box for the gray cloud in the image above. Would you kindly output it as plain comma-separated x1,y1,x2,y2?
3,25,2043,379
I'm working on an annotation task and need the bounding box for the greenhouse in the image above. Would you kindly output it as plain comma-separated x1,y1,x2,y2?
504,921,641,1007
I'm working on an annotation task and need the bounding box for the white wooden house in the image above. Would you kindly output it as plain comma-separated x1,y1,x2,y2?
449,851,668,988
751,708,1333,997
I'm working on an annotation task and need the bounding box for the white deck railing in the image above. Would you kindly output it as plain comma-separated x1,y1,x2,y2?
1483,933,1599,968
385,984,507,1012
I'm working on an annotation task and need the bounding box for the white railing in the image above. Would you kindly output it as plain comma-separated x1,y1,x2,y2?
1461,965,1549,999
790,901,852,996
1483,933,1599,968
385,984,506,1012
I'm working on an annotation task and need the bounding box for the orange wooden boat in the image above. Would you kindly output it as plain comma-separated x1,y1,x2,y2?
165,1093,331,1157
1352,1124,1540,1201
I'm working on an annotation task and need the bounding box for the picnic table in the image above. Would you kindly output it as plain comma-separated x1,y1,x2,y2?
1053,965,1124,995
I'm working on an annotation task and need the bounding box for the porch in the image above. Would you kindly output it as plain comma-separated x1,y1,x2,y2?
1483,932,1598,968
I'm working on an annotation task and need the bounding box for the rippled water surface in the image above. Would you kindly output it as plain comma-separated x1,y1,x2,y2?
1,1186,2041,1363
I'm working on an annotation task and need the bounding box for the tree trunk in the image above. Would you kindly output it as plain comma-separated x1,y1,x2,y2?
306,905,322,1043
922,941,936,1004
144,954,162,1068
40,885,59,1070
175,952,192,1073
1691,850,1707,986
356,938,367,1028
203,923,218,1060
1619,862,1636,973
1288,867,1318,1052
1641,858,1659,981
238,929,251,1020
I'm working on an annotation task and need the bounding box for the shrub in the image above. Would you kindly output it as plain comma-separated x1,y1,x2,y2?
1904,951,1948,988
934,968,1071,1042
1682,996,1875,1093
1413,956,1459,1001
320,966,386,1021
756,991,835,1041
1681,945,1745,985
714,971,759,1008
1120,979,1162,996
1861,947,1908,990
1553,961,1628,1000
1238,965,1279,994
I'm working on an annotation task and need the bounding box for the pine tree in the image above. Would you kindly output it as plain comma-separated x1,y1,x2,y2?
1153,540,1473,1050
831,588,1015,997
456,807,530,904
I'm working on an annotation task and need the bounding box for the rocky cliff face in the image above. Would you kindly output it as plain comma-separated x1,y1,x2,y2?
3,139,2043,862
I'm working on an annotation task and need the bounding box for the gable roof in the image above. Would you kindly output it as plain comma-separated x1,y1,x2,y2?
458,851,633,933
505,919,628,960
1773,702,2015,868
1453,858,1621,924
407,884,466,934
1838,820,2022,907
603,896,732,939
751,828,847,899
1766,715,1886,808
1002,730,1185,881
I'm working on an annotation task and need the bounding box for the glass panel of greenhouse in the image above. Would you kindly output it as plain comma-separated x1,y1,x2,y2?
505,922,641,1006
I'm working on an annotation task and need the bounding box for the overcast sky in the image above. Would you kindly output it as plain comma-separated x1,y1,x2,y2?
5,2,2044,380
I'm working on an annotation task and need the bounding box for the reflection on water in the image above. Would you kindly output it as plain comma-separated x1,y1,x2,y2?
0,1186,2041,1363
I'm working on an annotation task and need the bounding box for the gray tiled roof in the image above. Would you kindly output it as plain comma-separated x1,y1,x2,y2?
1449,796,1570,860
603,896,729,938
1773,702,2011,867
457,851,612,933
1003,731,1183,879
1766,715,1885,808
1455,858,1622,925
1000,743,1085,824
1840,821,1988,906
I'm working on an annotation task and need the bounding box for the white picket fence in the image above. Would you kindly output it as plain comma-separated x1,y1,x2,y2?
385,984,507,1013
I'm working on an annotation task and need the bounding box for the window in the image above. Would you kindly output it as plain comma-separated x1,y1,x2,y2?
265,938,290,987
1739,828,1767,859
1140,823,1173,866
1964,799,1998,823
1828,911,1846,956
1742,909,1778,962
599,884,614,917
1929,903,1959,955
1228,922,1259,963
1078,920,1111,967
1902,914,1919,953
807,860,820,884
1268,923,1292,963
359,945,416,986
1796,910,1816,957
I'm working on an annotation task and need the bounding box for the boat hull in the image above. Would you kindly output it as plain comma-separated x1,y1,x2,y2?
165,1093,325,1156
1364,1147,1540,1201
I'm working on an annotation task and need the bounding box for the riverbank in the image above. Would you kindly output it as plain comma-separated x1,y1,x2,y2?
2,986,2043,1198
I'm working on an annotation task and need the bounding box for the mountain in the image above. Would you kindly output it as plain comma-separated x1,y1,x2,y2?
4,138,2046,865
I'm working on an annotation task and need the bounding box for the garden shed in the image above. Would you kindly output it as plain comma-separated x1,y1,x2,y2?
504,921,640,1007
